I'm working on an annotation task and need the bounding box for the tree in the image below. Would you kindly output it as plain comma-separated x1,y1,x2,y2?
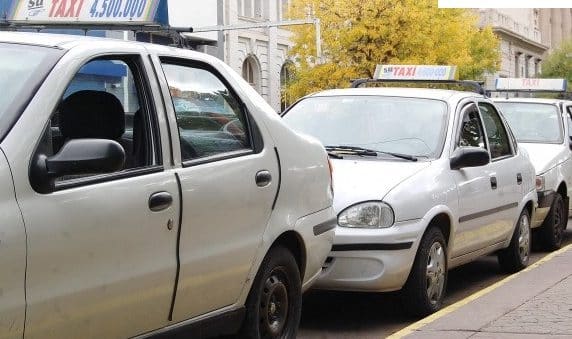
541,39,572,81
284,0,499,100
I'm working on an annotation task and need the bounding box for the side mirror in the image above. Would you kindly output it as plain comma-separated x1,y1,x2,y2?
450,147,490,170
31,139,125,193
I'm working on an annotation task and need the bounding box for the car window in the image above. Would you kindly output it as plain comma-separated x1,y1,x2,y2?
34,57,158,186
495,102,563,144
458,104,486,149
160,62,252,162
479,103,512,159
283,95,448,158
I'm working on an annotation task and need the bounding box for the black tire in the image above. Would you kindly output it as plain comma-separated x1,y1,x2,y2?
498,209,530,273
239,246,301,339
537,194,566,251
402,227,448,317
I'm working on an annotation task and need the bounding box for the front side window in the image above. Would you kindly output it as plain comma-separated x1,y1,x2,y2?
496,102,563,144
283,95,448,159
479,103,512,159
35,56,157,187
0,43,62,141
458,104,486,149
161,62,252,162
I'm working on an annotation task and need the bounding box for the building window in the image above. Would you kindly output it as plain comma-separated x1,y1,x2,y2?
515,52,522,77
242,56,261,92
280,61,295,111
278,0,289,20
239,0,266,19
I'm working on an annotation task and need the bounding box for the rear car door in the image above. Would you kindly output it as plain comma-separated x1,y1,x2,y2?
450,102,499,258
3,50,179,338
155,57,279,321
478,101,521,242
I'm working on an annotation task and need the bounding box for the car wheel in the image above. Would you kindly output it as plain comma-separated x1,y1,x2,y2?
538,194,565,251
402,227,447,317
239,246,301,339
498,209,530,273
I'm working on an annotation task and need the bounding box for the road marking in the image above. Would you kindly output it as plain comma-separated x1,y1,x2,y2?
388,244,572,339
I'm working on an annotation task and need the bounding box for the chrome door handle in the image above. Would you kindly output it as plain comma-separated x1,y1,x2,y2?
149,192,173,212
255,170,272,187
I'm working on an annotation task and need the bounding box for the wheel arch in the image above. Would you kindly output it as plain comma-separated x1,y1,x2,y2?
557,181,567,198
271,231,307,280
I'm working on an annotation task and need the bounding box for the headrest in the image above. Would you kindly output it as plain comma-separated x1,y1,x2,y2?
59,90,125,140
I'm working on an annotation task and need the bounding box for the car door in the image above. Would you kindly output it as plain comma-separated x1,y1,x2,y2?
155,57,279,321
478,101,522,242
450,102,499,258
3,52,179,339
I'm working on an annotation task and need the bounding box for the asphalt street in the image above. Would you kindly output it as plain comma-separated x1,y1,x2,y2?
297,222,572,338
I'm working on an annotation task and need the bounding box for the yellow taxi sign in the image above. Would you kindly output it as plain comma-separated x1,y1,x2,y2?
373,65,457,81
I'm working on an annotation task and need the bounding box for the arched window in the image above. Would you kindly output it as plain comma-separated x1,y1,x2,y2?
280,61,295,111
242,56,261,92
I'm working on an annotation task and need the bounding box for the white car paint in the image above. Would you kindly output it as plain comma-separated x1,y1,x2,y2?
283,88,537,295
494,98,572,228
0,32,334,339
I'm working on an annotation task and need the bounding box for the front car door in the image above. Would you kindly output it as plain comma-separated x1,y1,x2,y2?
477,101,521,242
154,57,279,321
450,102,499,259
3,47,179,338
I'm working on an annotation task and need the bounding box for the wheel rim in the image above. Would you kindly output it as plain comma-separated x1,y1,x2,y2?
553,200,564,246
259,268,289,338
518,213,530,263
426,242,446,305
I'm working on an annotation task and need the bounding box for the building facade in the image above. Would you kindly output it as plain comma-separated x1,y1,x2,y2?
478,8,572,79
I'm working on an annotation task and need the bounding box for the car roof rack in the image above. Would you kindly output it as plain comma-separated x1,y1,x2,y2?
350,78,487,96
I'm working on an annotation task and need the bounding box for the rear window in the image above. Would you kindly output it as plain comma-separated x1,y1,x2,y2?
0,43,63,141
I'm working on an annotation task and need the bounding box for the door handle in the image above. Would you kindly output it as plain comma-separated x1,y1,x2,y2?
490,176,498,190
255,170,272,187
517,173,523,185
149,192,173,212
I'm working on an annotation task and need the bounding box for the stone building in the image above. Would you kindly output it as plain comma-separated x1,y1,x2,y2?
478,8,572,79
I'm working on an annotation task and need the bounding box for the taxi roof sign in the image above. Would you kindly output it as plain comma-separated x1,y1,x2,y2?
373,65,457,81
495,78,567,92
4,0,168,26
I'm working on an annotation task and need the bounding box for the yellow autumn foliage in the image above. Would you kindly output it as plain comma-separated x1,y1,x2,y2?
284,0,499,101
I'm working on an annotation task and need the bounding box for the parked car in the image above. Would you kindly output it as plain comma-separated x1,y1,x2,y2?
282,82,537,316
495,97,572,250
0,32,335,339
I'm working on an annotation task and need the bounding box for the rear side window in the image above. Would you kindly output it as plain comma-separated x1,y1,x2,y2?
479,103,512,159
160,62,252,162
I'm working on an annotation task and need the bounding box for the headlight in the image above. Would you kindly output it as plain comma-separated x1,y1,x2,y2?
338,202,394,229
536,175,545,191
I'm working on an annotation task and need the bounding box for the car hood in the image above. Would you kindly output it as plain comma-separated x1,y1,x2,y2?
331,157,431,213
519,143,570,174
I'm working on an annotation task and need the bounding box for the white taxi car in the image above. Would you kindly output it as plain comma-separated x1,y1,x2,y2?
493,78,572,251
282,66,537,316
0,32,335,339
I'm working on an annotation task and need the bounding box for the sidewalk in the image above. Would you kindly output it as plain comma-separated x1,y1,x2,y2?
391,244,572,338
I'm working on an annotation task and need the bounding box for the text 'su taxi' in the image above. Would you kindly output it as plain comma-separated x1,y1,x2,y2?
282,65,537,316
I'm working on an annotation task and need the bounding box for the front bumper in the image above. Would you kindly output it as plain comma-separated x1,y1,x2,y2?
313,219,424,292
532,190,555,228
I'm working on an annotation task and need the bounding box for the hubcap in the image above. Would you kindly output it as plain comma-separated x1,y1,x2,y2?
259,269,289,338
426,242,446,305
518,213,530,263
553,201,564,246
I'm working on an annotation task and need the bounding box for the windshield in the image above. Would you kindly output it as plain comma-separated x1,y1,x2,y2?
283,95,449,158
0,43,63,141
496,102,563,144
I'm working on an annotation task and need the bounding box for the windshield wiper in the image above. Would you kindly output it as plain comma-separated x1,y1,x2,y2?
325,145,418,162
